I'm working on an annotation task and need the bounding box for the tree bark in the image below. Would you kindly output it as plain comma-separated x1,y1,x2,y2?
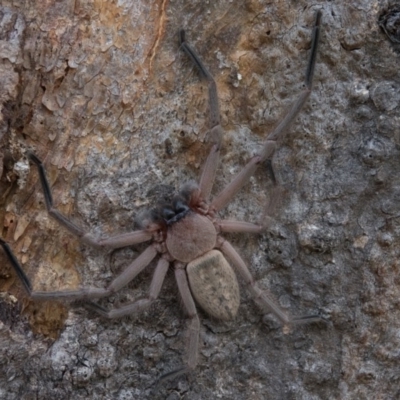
1,0,400,399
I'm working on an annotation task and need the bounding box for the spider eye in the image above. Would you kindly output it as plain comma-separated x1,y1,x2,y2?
162,208,176,221
174,200,189,214
160,198,191,225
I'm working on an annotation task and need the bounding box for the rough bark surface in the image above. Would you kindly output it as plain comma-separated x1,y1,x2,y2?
1,1,400,399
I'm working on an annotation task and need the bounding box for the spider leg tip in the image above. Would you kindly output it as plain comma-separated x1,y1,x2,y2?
26,151,41,165
179,29,186,45
155,366,188,385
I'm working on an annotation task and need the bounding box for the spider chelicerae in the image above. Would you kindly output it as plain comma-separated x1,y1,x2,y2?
1,11,324,380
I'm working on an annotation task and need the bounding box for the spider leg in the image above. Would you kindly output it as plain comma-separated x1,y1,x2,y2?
154,264,201,383
0,238,157,300
159,264,200,380
27,152,152,249
218,185,284,233
219,220,263,234
85,258,169,318
219,239,324,325
210,11,322,212
180,30,223,201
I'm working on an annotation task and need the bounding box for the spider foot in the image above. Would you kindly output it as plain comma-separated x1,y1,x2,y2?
292,312,330,326
82,300,110,317
154,366,189,386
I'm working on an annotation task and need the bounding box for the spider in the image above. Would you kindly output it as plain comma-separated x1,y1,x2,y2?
1,11,323,380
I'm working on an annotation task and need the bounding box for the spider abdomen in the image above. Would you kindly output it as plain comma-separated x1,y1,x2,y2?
187,249,240,321
166,212,217,263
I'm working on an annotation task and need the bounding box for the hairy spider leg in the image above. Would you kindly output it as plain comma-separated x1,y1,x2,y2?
85,258,170,318
210,11,322,213
180,30,223,201
0,238,158,301
27,152,152,249
219,239,325,326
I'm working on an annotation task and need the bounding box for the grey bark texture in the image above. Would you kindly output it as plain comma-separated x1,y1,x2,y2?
1,0,400,399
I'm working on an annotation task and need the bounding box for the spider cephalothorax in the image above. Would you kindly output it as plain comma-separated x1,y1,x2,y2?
0,11,324,381
137,183,218,263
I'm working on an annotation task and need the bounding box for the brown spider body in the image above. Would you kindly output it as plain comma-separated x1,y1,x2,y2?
149,196,239,321
165,211,217,263
0,11,324,381
187,249,240,321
